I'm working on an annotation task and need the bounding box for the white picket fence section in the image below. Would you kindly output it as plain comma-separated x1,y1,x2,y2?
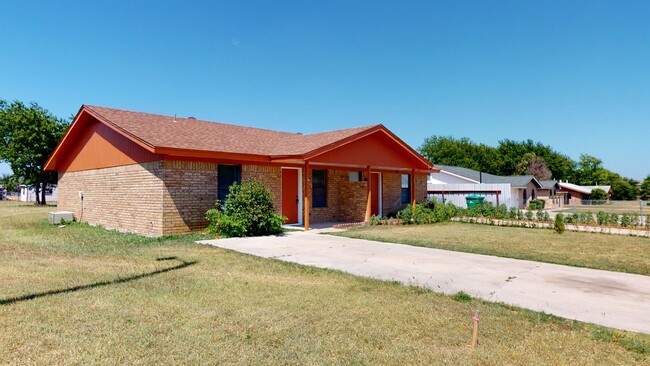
427,183,514,208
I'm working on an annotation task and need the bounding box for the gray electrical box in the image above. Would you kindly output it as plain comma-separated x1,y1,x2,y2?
49,211,74,224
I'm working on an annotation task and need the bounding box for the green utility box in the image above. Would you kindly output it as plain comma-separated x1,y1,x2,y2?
465,195,485,208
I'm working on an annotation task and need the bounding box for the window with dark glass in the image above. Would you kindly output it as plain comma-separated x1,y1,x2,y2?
312,169,327,208
401,174,411,204
218,164,241,203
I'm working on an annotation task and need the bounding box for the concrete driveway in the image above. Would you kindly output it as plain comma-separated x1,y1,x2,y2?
199,231,650,334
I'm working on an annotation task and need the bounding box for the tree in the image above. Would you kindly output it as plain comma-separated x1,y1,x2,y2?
575,154,609,186
609,178,638,201
590,188,608,201
640,175,650,201
0,100,69,204
513,153,552,180
0,174,20,192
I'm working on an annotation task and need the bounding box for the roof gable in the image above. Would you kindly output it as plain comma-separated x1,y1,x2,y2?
46,105,433,172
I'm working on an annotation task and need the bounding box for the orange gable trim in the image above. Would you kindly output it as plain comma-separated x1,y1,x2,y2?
46,105,436,173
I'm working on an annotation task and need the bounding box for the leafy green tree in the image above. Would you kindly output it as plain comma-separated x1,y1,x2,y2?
589,188,608,200
0,174,20,192
0,100,69,204
609,178,638,200
640,175,650,201
575,154,609,185
419,136,503,174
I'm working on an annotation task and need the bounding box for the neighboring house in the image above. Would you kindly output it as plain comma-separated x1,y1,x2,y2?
44,105,434,236
428,165,542,209
558,182,612,205
538,180,563,209
19,184,58,202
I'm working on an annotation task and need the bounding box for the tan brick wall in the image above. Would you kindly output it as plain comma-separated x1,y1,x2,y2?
337,172,368,223
242,165,282,215
161,160,218,235
382,172,428,217
308,169,343,223
57,162,428,235
57,162,165,236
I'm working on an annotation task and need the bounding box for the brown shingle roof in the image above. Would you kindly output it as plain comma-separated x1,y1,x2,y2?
85,105,376,157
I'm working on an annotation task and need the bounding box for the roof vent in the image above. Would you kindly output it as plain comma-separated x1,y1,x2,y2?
296,132,303,135
188,116,196,120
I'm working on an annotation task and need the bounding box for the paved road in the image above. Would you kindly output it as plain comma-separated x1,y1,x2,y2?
199,231,650,334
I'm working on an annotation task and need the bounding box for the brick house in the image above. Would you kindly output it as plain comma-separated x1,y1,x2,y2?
45,105,434,236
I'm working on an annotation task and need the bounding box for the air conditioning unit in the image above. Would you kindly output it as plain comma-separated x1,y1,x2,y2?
49,211,74,224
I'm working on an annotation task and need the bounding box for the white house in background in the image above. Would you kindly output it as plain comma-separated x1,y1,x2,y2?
428,165,542,209
19,184,58,202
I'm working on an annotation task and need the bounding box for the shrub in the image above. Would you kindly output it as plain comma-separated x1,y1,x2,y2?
620,213,639,228
205,180,286,238
370,214,382,226
507,207,519,220
397,202,458,225
596,212,608,226
554,213,566,234
525,210,534,221
528,199,545,210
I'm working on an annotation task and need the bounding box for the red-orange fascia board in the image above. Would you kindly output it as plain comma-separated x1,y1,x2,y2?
299,125,433,170
44,107,156,171
156,147,272,163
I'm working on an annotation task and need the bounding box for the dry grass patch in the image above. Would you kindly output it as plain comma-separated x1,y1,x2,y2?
1,202,648,364
336,223,650,275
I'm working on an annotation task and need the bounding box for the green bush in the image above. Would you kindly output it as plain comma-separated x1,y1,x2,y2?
554,213,566,234
525,210,534,221
528,199,545,210
397,202,458,225
620,213,640,228
205,180,286,238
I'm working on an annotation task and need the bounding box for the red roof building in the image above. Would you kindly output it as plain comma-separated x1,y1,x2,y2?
46,105,435,236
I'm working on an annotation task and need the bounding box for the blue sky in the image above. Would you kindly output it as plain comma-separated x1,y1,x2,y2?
1,1,649,179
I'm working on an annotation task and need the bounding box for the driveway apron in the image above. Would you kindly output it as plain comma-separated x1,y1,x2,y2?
199,231,650,334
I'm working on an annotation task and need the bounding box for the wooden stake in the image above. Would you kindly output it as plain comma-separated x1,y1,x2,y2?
471,309,480,348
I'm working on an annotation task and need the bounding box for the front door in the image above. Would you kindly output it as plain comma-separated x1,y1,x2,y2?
282,169,299,224
370,172,380,216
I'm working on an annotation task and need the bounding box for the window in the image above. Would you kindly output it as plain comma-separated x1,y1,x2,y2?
348,171,362,182
401,174,411,204
523,189,528,203
312,170,327,208
218,164,241,203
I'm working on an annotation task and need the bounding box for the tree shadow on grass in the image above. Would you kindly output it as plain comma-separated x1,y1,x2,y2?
0,256,197,305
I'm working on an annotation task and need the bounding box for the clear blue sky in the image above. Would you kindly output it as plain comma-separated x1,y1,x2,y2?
2,1,649,179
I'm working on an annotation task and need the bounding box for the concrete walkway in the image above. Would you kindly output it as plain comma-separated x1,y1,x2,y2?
199,231,650,334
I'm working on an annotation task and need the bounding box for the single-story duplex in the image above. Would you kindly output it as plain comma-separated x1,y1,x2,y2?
45,105,434,236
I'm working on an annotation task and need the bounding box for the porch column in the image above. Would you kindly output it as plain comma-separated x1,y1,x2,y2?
365,165,372,222
411,168,416,210
304,161,310,231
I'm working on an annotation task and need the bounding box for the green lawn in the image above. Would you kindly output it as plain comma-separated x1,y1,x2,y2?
336,223,650,276
1,202,648,364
